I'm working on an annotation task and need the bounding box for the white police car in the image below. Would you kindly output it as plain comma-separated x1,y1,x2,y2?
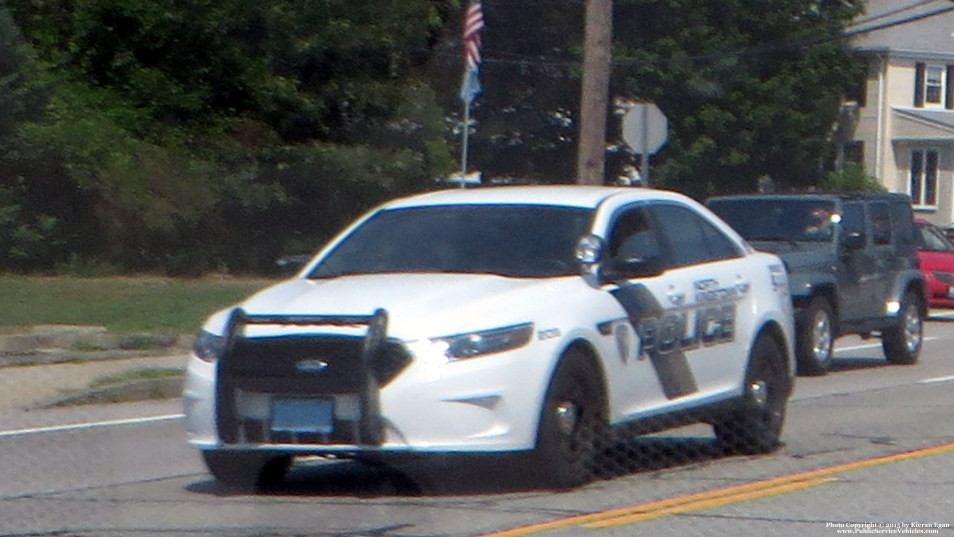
183,185,795,489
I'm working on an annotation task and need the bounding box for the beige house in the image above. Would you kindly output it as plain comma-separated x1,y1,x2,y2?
841,0,954,225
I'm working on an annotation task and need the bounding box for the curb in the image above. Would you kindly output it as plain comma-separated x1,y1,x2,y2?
0,348,190,369
33,377,185,409
0,325,192,368
0,325,192,409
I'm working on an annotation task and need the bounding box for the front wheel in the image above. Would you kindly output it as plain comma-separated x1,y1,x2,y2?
202,450,291,489
796,296,834,376
882,291,923,365
532,349,607,490
714,335,790,455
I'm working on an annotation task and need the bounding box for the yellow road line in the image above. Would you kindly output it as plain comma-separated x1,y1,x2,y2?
469,441,954,537
585,477,834,528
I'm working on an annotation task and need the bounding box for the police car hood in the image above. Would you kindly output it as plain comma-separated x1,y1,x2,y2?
216,273,574,338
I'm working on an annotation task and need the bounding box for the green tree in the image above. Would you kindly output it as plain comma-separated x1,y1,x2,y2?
1,0,868,273
450,0,864,191
3,0,456,273
611,0,865,197
437,1,585,182
821,163,886,193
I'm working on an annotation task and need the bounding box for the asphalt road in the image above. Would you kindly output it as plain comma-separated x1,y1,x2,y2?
2,316,954,537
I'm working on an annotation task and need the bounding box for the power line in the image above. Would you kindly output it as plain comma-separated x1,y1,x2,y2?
847,3,954,38
456,2,954,71
850,0,941,28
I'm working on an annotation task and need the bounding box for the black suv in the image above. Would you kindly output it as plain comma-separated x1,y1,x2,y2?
707,193,925,375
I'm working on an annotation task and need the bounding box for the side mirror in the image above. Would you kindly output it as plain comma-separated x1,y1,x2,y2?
576,234,604,285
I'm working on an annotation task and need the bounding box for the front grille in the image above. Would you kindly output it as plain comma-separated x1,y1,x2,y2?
222,335,410,392
215,309,407,447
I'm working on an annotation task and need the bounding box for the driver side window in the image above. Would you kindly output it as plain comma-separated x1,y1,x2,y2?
608,207,664,266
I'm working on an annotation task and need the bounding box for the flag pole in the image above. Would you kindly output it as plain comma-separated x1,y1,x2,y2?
461,99,471,188
458,0,483,188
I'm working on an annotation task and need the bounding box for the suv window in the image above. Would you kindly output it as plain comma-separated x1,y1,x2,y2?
889,201,916,246
651,203,743,267
870,202,892,245
707,198,837,243
842,202,865,240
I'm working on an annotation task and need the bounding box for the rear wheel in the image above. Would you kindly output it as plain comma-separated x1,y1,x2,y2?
202,450,291,489
714,335,789,455
882,291,923,365
532,349,606,489
796,296,834,376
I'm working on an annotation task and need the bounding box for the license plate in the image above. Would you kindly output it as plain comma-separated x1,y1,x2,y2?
271,398,334,434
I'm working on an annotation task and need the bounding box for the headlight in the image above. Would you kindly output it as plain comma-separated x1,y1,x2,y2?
193,330,225,363
433,323,534,360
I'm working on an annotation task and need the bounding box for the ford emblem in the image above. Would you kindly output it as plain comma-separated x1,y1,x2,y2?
296,359,329,374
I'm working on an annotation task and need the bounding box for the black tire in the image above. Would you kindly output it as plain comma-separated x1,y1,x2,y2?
796,296,835,376
714,335,790,455
202,450,292,489
882,291,923,365
532,349,607,490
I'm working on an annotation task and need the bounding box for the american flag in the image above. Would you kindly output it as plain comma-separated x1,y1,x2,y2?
459,0,485,104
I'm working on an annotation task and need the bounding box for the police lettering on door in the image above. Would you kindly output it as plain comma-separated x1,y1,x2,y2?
613,278,739,398
611,278,739,358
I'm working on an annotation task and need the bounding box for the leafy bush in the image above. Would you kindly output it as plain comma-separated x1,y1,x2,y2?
821,164,886,193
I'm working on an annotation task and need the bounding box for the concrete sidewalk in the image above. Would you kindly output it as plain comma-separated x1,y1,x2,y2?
0,326,192,411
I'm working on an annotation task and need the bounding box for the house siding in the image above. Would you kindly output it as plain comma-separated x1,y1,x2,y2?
844,1,954,226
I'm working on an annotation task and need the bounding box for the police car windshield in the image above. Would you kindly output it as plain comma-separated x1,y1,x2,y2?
709,199,838,243
308,204,593,279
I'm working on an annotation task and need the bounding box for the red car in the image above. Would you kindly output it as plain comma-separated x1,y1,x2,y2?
915,218,954,308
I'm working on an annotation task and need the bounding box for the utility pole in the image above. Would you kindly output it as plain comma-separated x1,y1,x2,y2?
576,0,613,185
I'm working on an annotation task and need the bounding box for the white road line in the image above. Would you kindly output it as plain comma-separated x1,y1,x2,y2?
834,336,939,354
921,375,954,384
0,413,184,438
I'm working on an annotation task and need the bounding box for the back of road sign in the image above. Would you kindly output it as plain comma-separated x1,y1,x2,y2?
622,103,668,155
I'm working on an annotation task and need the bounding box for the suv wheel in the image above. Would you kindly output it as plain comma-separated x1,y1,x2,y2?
796,297,834,376
882,291,923,365
714,335,789,455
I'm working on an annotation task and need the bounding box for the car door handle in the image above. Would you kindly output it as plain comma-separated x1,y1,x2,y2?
667,290,685,306
735,276,750,294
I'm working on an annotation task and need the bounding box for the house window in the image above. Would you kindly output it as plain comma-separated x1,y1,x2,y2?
846,61,867,107
843,141,864,165
926,66,944,104
910,149,938,207
915,63,954,108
